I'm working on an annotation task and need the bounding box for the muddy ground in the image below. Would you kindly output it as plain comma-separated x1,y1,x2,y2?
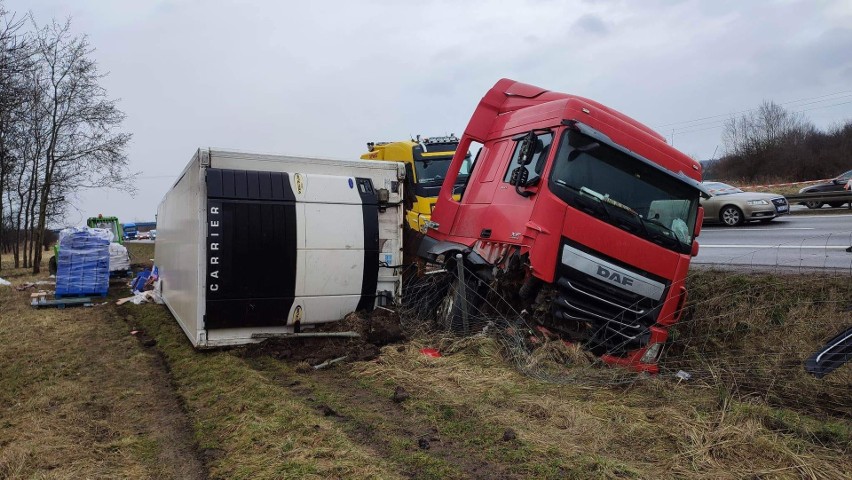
238,309,408,365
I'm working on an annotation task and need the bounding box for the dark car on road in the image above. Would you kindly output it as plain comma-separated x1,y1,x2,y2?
798,169,852,209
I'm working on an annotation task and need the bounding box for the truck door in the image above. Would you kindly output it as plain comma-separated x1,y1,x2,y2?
481,131,553,243
447,140,512,239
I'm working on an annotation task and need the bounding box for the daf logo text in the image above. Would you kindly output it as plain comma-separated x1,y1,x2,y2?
597,265,634,287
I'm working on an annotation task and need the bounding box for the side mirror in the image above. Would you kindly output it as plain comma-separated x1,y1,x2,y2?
510,167,534,198
694,206,704,238
517,132,536,166
691,241,700,257
509,166,527,186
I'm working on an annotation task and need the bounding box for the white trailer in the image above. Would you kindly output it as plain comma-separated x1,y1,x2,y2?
156,149,405,348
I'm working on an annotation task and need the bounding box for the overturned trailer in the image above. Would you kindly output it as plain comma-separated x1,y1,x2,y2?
156,149,405,347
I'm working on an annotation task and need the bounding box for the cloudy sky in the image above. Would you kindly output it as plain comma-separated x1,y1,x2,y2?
8,0,852,224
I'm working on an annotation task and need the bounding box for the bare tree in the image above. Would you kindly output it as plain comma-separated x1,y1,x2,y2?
718,101,816,181
28,18,132,273
722,100,812,156
0,3,30,269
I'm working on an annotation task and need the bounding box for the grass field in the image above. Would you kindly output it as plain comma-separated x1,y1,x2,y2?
1,243,850,479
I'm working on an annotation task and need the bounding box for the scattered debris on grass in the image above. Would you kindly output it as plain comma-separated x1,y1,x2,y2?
115,290,162,306
313,355,348,370
316,404,338,417
391,385,410,403
14,280,54,291
420,347,441,358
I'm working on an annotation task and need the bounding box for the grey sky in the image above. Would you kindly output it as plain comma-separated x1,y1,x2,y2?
9,0,852,224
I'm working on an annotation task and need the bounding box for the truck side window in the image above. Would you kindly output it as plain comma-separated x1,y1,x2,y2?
503,133,553,185
450,141,483,199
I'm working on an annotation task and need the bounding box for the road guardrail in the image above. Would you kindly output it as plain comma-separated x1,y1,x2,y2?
784,191,852,208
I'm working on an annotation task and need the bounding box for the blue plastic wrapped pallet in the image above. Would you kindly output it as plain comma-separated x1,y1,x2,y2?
55,227,112,298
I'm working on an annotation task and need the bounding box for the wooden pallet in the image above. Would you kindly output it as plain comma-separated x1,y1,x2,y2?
30,291,96,309
54,291,108,299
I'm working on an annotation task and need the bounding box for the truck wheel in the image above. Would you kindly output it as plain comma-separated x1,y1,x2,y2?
720,206,744,227
804,200,823,209
48,256,57,275
828,202,845,208
401,268,447,321
435,268,484,334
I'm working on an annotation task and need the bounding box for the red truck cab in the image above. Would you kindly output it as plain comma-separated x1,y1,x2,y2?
418,79,708,373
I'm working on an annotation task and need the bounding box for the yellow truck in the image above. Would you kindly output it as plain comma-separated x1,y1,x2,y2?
361,135,472,232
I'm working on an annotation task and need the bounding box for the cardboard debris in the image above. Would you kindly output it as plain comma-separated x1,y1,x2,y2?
16,281,55,291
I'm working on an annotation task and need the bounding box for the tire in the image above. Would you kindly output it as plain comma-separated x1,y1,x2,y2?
48,256,57,275
804,200,824,209
400,268,448,322
720,205,744,227
435,266,485,334
828,202,845,208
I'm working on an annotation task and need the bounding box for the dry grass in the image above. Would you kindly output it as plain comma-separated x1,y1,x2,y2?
670,270,852,420
351,335,851,479
0,252,204,479
2,243,850,479
124,304,406,479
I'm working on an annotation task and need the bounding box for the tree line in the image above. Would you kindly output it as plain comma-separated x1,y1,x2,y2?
0,2,131,273
709,100,851,183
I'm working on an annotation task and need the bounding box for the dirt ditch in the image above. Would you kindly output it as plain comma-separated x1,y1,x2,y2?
237,308,407,366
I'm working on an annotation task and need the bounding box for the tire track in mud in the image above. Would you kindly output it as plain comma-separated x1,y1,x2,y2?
120,313,211,479
242,357,524,480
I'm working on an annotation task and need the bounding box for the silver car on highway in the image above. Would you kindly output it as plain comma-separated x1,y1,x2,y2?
700,182,789,226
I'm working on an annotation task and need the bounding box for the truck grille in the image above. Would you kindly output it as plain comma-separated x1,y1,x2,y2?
552,244,667,355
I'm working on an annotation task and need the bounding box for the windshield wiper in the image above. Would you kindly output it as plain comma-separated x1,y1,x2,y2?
575,187,611,220
578,188,650,238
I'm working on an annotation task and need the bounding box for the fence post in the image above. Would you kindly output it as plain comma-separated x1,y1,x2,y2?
455,253,469,332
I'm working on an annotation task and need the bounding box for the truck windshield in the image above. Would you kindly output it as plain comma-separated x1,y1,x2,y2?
414,156,472,185
548,130,699,254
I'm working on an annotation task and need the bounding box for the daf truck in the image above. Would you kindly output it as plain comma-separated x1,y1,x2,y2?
419,79,710,373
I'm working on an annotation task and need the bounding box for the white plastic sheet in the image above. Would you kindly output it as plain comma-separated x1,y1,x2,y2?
109,243,130,272
60,226,114,243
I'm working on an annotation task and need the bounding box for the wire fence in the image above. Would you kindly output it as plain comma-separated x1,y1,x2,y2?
394,229,852,419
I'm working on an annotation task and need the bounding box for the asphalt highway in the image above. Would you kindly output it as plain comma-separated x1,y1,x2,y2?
693,213,852,270
126,215,852,270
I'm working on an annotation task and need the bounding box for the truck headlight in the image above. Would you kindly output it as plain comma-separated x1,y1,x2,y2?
640,342,663,364
747,199,769,205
